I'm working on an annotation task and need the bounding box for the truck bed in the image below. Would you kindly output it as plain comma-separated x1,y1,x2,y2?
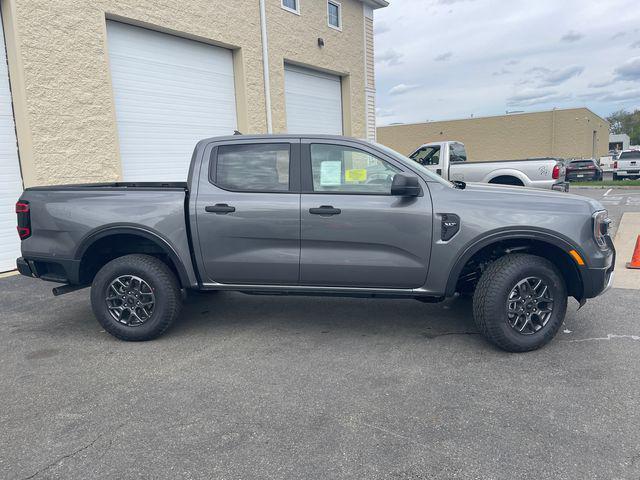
25,182,188,191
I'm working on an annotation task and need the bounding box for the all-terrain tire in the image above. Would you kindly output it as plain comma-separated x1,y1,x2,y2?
472,254,567,352
90,254,182,341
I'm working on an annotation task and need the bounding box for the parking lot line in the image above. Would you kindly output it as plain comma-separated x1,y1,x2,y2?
604,188,612,197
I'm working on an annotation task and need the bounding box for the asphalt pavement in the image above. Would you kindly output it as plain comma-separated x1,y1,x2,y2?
1,187,639,480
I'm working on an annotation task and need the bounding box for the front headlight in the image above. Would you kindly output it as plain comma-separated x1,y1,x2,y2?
592,210,611,250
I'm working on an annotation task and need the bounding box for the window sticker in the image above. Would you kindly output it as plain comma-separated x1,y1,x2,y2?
320,161,342,186
345,169,366,182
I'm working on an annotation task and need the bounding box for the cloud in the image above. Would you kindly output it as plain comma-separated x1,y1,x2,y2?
561,30,584,43
434,52,453,62
632,40,640,49
579,89,640,102
614,56,640,81
437,0,475,4
611,32,626,40
588,79,615,88
507,89,571,106
505,60,520,66
375,49,403,66
374,21,390,35
525,66,551,75
388,84,421,95
540,65,584,86
376,107,395,118
492,68,512,76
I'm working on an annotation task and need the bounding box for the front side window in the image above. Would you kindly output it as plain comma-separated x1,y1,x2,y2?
282,0,299,13
328,1,341,29
310,144,400,194
410,146,440,166
216,144,290,192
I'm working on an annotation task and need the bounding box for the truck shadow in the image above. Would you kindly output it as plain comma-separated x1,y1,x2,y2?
172,291,479,340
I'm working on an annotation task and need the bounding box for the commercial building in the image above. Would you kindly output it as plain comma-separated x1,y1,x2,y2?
377,108,609,161
0,0,387,271
609,133,630,152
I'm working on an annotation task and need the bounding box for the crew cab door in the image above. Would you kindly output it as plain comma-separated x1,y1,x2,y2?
299,139,433,288
194,139,301,285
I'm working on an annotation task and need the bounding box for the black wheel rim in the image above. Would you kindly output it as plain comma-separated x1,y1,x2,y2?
506,276,554,335
106,275,155,327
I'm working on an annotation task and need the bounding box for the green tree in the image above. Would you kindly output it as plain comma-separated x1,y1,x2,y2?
606,109,640,145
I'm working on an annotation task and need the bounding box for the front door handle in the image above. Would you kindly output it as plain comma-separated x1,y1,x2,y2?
205,204,236,214
309,205,341,216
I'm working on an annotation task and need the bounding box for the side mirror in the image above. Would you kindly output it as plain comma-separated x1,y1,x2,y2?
391,174,421,197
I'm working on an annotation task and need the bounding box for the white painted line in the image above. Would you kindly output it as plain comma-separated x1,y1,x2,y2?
604,188,612,197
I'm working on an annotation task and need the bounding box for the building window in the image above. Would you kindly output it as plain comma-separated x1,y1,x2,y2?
328,1,342,30
282,0,300,15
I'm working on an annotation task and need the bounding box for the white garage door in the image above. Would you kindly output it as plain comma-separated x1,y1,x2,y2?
0,12,23,272
285,64,343,135
106,21,237,181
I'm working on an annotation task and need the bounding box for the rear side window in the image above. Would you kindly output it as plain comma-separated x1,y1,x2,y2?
450,143,467,162
215,144,290,192
619,151,640,159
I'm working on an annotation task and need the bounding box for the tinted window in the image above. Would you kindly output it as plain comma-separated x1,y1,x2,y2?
450,143,467,162
216,144,290,192
310,144,400,194
619,151,640,159
410,146,440,166
570,160,595,168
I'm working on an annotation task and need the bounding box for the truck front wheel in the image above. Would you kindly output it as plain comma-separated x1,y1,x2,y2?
472,254,567,352
90,254,182,341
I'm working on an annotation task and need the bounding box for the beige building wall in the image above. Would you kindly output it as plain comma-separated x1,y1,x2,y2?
1,0,375,186
377,108,609,162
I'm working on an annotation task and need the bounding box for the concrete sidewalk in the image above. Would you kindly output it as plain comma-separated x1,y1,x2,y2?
613,212,640,289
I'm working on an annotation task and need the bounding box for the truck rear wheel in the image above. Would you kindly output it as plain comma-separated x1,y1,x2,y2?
90,254,182,341
472,254,567,352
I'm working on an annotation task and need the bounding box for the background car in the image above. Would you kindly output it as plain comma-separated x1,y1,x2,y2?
565,159,603,182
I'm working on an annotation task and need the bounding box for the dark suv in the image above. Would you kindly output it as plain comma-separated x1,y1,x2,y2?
566,159,602,182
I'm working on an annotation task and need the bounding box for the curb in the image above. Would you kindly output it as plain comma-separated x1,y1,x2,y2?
570,185,640,190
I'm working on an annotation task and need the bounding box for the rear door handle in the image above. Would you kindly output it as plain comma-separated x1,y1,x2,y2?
309,205,341,216
205,203,236,214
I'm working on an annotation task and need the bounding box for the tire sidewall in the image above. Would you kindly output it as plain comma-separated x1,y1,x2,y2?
490,261,567,350
91,257,176,340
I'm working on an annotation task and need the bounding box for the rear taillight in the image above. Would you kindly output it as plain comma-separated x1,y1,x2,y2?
552,165,560,179
16,200,31,240
614,161,618,169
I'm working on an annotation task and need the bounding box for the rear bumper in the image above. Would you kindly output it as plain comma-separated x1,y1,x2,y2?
552,182,570,192
16,256,80,283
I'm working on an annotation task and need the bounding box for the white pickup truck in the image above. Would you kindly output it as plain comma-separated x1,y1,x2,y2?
408,141,568,191
613,150,640,180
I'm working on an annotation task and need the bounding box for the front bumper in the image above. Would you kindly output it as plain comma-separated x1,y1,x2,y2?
580,237,615,299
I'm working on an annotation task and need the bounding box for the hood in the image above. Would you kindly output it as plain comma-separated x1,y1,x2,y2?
461,182,605,212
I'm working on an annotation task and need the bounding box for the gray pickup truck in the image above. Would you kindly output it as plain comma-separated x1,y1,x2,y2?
16,135,614,352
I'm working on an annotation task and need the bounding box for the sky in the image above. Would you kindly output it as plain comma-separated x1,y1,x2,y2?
374,0,640,126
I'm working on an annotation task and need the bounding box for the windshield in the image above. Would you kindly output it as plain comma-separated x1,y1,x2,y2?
372,142,454,187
